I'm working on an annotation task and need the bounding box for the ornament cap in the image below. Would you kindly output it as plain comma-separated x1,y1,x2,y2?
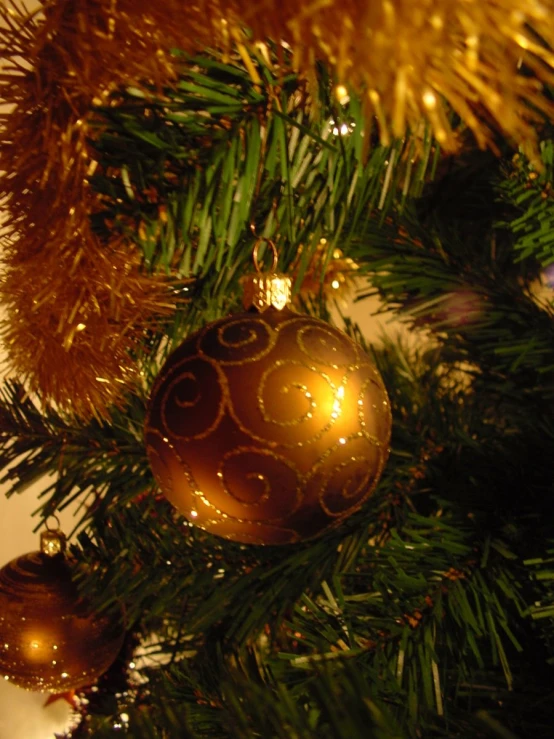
242,238,292,312
40,522,67,558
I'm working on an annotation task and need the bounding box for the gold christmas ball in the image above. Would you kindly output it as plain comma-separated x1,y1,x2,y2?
146,305,392,544
0,535,124,692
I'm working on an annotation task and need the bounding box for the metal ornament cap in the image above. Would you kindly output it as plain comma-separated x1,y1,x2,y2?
40,528,67,558
242,273,292,312
241,238,292,312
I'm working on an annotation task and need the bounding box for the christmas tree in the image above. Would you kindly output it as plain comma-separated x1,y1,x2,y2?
1,1,554,737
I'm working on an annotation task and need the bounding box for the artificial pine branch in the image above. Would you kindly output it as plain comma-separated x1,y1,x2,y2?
0,381,151,534
352,191,554,412
90,50,438,305
496,141,554,268
1,34,553,739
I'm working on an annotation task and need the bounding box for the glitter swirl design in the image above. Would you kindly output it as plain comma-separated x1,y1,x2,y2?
144,428,177,498
357,371,392,442
306,433,385,518
296,321,358,368
145,306,392,545
0,551,124,691
198,315,276,364
228,359,339,448
160,356,226,441
219,446,303,521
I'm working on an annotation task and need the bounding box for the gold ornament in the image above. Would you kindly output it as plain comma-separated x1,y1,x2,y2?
145,243,392,544
294,239,359,304
0,527,124,692
2,0,552,417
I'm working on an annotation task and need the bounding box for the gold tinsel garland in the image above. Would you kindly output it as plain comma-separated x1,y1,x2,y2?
1,0,554,418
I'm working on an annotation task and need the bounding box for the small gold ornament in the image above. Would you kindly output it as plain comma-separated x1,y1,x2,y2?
294,239,359,303
145,242,392,545
0,526,124,692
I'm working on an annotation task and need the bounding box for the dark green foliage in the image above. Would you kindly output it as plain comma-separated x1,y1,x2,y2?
89,48,436,343
1,48,554,738
496,141,554,267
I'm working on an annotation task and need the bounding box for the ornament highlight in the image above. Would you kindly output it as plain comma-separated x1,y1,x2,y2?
146,243,392,544
0,528,124,692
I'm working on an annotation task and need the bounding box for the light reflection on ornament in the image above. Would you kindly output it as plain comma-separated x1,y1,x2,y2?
0,533,124,692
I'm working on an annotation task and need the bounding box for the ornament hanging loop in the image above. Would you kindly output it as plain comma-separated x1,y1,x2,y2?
252,237,279,274
45,514,61,531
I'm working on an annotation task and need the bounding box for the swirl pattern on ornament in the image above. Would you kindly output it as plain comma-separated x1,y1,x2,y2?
219,446,303,521
145,307,393,544
257,361,335,427
295,320,358,367
159,355,226,440
306,433,384,517
0,551,42,587
198,315,277,364
357,371,391,440
226,359,340,448
144,428,178,497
